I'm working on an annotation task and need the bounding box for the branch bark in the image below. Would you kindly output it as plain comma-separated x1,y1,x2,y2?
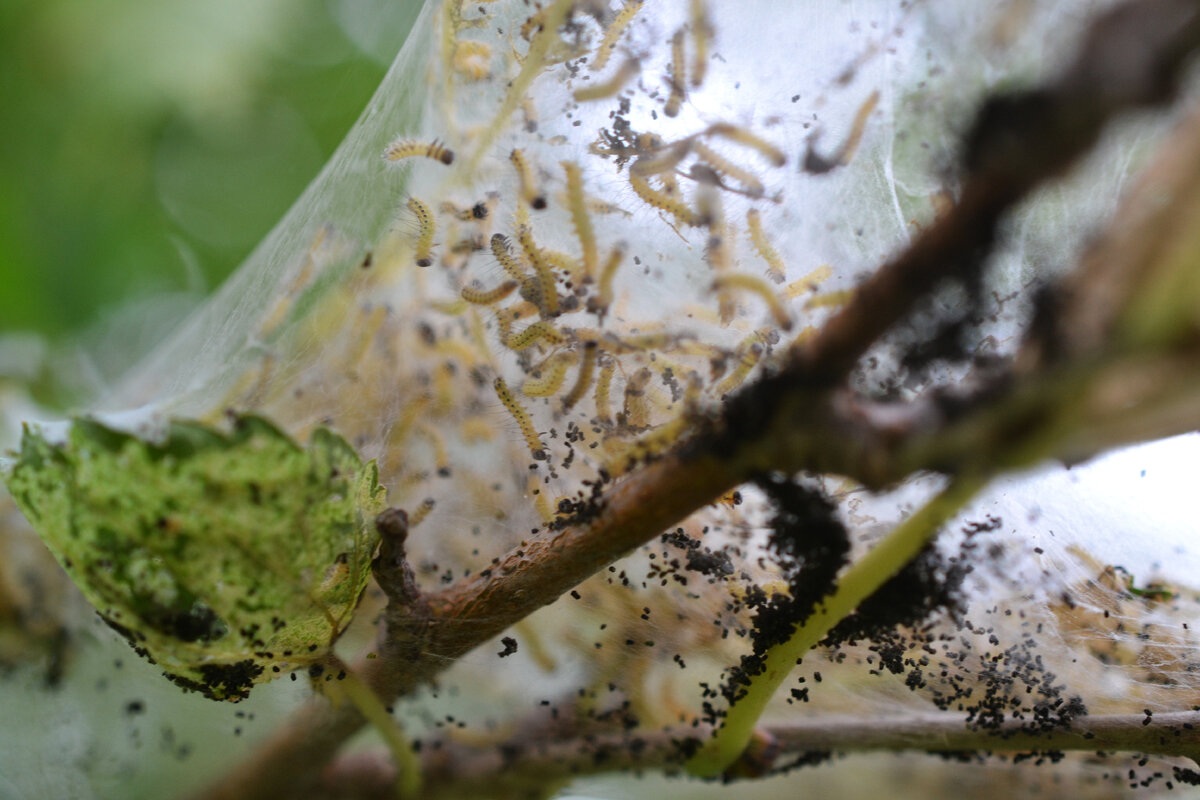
314,711,1200,799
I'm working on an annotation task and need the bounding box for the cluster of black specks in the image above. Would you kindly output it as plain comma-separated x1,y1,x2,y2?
143,599,228,645
1173,766,1200,786
930,630,1087,734
660,528,734,579
705,476,849,723
823,525,979,654
549,469,612,531
498,636,518,658
163,659,265,702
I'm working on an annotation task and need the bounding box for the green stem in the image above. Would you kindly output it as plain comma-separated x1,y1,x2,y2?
685,475,988,778
325,654,422,799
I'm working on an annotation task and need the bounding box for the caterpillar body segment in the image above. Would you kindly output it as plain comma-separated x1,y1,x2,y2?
664,29,687,118
409,498,436,528
522,352,575,397
715,330,771,397
516,224,560,316
746,208,786,283
590,246,625,320
583,195,632,218
783,264,834,299
629,171,705,227
696,177,735,325
493,376,545,458
506,320,567,351
562,161,598,280
601,330,680,355
694,142,765,198
711,273,792,331
407,198,436,267
415,421,451,475
441,200,490,222
510,148,547,210
689,0,712,89
630,138,692,178
430,298,469,316
657,170,681,200
460,415,496,443
383,138,455,165
594,358,616,425
491,233,532,282
343,304,388,377
561,340,598,413
804,91,880,173
805,288,853,310
461,280,519,306
528,476,555,523
839,90,880,166
574,58,640,102
452,39,492,81
494,302,539,345
591,0,642,73
705,123,786,167
620,367,655,431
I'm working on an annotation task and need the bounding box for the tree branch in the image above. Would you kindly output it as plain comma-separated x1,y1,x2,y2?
313,711,1200,799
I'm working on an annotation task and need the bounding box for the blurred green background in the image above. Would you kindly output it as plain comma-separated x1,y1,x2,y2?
0,0,420,405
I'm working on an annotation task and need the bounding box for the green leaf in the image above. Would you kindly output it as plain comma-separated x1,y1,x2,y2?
2,414,386,701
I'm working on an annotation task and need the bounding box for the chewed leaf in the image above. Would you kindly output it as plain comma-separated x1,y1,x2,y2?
2,415,386,701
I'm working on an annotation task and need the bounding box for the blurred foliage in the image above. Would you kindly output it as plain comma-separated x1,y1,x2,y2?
0,0,418,353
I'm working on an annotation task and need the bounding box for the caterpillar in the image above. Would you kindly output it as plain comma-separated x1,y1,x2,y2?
591,246,625,320
522,352,575,398
490,233,531,283
629,171,705,227
591,0,642,73
407,198,436,267
664,29,687,118
705,123,786,167
562,161,598,279
505,320,567,351
510,148,546,210
689,0,712,89
711,273,793,331
383,138,455,165
493,376,545,458
594,358,616,425
747,208,786,283
695,142,765,198
461,279,519,306
561,341,599,412
573,57,640,102
516,223,560,316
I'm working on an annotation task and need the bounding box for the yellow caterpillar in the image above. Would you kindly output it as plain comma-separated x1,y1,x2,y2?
383,138,455,165
510,148,546,210
407,198,436,267
493,376,545,458
747,208,786,283
461,280,519,305
591,0,642,73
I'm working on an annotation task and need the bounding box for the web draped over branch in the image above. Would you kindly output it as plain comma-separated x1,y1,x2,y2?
6,1,1200,798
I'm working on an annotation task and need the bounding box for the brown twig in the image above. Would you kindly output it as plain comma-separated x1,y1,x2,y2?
314,711,1200,799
